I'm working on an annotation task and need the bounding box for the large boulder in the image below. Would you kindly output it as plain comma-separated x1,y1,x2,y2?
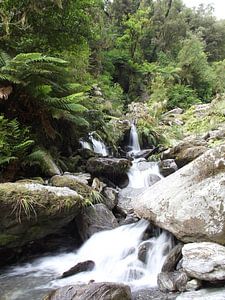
161,138,208,168
182,242,225,281
44,282,132,300
86,157,131,185
133,144,225,245
0,182,83,250
75,203,118,241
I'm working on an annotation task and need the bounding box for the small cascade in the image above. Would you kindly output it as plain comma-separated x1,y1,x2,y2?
129,123,141,154
90,134,109,157
127,159,163,189
79,139,92,150
80,133,109,156
0,220,173,299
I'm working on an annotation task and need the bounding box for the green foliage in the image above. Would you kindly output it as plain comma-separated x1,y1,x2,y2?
167,84,201,109
0,115,34,167
211,60,225,94
177,35,213,100
148,75,168,119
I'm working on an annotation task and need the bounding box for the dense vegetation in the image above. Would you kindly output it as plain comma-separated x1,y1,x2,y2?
0,0,225,181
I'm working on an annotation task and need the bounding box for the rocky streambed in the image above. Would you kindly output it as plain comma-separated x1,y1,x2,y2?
0,120,225,299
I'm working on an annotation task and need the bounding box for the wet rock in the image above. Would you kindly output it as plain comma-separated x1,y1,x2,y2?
0,182,83,252
102,187,118,210
120,214,139,225
161,244,183,272
129,149,155,160
86,157,131,185
157,271,188,292
133,144,225,245
185,279,201,291
75,203,118,241
138,241,153,263
44,282,132,300
132,288,177,300
182,242,225,281
176,287,225,300
161,138,208,168
61,260,95,278
159,159,178,177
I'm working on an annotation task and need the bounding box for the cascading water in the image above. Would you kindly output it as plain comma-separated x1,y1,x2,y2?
89,134,109,157
127,123,162,189
127,159,163,189
79,139,92,150
79,133,109,156
129,123,141,154
0,220,173,300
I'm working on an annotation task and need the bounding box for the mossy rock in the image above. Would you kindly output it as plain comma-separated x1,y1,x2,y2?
0,182,83,249
50,174,92,198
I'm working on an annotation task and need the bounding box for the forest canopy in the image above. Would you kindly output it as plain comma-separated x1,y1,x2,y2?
0,0,225,180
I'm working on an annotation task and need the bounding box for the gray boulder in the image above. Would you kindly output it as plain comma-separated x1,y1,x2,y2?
182,242,225,281
75,203,118,241
44,282,132,300
157,271,188,292
161,244,183,272
133,144,225,244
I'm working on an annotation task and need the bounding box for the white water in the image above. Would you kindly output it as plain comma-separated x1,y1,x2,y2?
90,135,109,157
80,134,109,156
80,139,92,150
129,123,141,154
127,159,163,189
0,220,173,299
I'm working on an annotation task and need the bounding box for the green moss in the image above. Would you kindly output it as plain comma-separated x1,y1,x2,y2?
0,234,18,246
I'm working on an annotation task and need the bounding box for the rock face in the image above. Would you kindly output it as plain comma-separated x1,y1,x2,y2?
44,282,132,300
86,157,131,185
182,242,225,281
75,203,118,241
0,182,83,249
133,144,225,245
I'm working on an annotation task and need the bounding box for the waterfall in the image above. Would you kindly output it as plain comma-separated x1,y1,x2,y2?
129,123,141,154
80,139,92,150
0,220,173,299
127,159,163,189
80,133,109,156
89,134,109,157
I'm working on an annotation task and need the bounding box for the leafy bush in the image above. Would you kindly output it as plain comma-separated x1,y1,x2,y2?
167,84,201,109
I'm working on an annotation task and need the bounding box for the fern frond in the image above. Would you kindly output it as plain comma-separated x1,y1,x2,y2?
13,53,67,65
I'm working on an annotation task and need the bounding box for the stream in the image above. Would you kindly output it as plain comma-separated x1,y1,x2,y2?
0,124,171,300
